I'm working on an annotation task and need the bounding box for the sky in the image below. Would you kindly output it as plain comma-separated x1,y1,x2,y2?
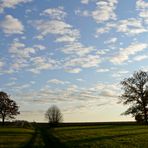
0,0,148,122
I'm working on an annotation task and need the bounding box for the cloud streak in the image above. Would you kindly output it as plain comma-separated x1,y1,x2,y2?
0,0,32,13
110,43,147,64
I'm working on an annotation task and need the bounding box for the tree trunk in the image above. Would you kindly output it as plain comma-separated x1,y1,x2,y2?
143,106,148,125
2,116,5,125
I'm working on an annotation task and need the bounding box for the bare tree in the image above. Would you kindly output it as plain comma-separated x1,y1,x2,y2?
119,70,148,124
0,91,20,125
45,105,63,125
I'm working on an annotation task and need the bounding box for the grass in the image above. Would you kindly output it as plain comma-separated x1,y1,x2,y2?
0,127,34,148
1,124,148,148
51,125,148,148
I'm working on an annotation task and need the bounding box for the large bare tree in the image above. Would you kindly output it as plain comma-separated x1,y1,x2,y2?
119,70,148,124
45,105,63,125
0,91,20,125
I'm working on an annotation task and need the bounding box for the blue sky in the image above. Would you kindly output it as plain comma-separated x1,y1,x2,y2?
0,0,148,122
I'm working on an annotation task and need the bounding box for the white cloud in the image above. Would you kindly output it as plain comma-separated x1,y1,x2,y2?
29,56,58,74
96,49,110,55
95,18,147,37
139,11,148,21
9,41,35,58
97,68,109,73
81,0,89,4
76,78,84,81
92,0,117,23
136,0,148,24
34,20,71,36
136,0,148,9
79,0,117,23
61,42,95,56
0,15,24,35
33,10,97,57
80,0,100,5
65,55,101,68
10,59,28,70
33,20,80,42
133,55,148,61
33,8,80,43
5,81,16,87
0,60,5,74
56,34,79,43
48,79,68,85
117,18,147,35
33,45,46,50
42,7,67,20
111,70,129,78
105,37,117,44
93,83,119,92
0,0,32,13
65,68,82,73
95,22,115,37
1,69,15,75
100,89,117,98
0,61,4,68
8,41,51,72
12,84,31,90
75,9,90,17
110,43,147,64
9,41,47,60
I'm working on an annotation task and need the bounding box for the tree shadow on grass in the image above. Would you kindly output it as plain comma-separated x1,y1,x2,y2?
22,128,38,148
56,125,141,132
38,126,67,148
69,131,148,146
58,125,148,133
0,132,34,136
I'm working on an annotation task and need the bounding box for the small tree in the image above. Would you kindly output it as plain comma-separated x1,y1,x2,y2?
45,105,63,126
119,70,148,124
0,91,20,125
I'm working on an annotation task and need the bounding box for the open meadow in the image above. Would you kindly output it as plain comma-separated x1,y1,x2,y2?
0,127,34,148
1,123,148,148
52,124,148,148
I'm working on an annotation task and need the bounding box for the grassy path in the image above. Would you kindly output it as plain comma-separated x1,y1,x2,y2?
38,126,66,148
23,124,66,148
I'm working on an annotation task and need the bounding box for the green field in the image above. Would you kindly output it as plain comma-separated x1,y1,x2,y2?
52,125,148,148
1,124,148,148
0,127,34,148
